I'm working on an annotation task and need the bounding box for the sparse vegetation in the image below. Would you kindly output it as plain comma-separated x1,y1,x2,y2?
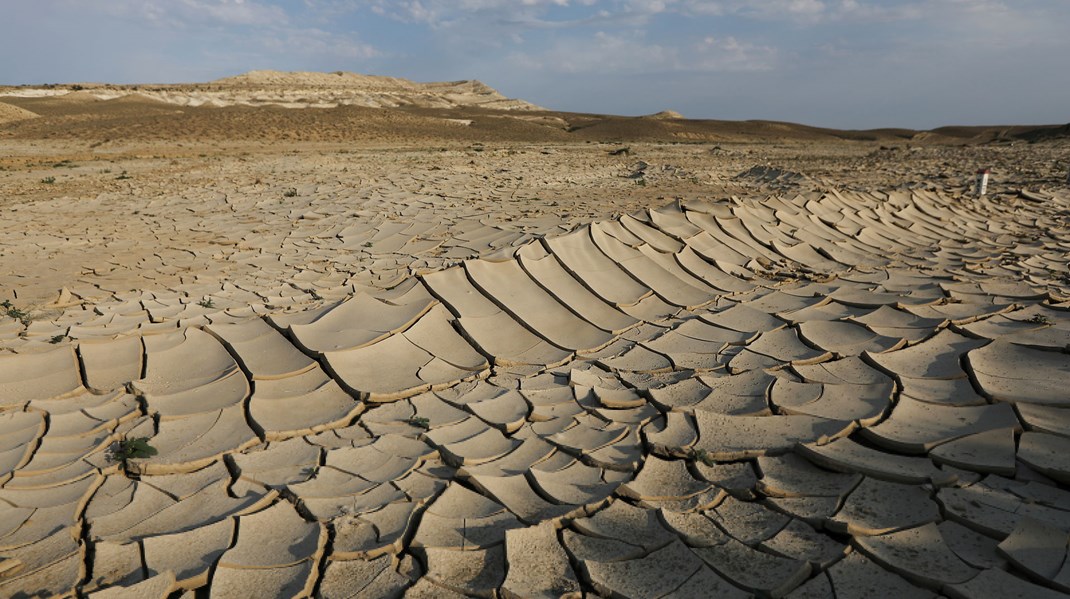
283,188,298,197
41,176,56,184
49,335,64,344
197,298,215,309
635,178,647,187
1,300,30,324
407,416,431,429
689,448,715,467
107,436,158,477
115,171,132,180
1027,314,1052,325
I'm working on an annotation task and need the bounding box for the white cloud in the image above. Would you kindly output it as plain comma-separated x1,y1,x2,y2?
361,0,580,25
329,0,945,31
509,29,775,73
621,0,670,14
179,0,289,26
261,27,379,59
54,0,380,66
675,0,927,23
670,0,1065,26
692,35,777,71
78,0,290,28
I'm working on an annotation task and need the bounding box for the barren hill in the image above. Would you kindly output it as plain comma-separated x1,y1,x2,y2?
1,71,1067,145
0,69,541,111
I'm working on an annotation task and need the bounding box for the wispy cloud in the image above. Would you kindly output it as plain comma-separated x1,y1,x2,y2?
79,0,291,28
55,0,378,64
510,30,775,73
259,27,378,60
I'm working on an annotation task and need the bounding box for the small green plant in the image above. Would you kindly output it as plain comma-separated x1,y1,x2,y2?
197,298,215,309
635,178,647,187
407,416,431,430
48,335,64,344
1,300,29,324
1027,314,1052,325
363,242,373,248
689,448,715,467
115,171,132,180
102,168,112,174
283,188,298,197
107,436,158,477
41,176,56,184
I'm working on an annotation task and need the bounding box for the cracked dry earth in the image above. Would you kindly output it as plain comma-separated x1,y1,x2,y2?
3,154,1070,599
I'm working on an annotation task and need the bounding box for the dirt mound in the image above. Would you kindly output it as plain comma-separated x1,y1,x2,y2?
645,110,684,119
735,165,808,185
0,101,38,124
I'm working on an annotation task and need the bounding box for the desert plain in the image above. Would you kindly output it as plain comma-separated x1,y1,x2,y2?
0,71,1069,598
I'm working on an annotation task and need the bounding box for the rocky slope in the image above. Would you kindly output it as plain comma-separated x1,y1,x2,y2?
0,69,542,111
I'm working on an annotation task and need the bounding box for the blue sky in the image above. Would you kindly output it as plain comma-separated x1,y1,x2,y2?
2,0,1067,129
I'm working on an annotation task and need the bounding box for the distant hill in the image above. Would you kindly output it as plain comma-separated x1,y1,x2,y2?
1,71,1067,145
0,70,541,112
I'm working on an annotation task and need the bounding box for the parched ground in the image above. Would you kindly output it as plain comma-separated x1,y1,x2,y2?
1,93,1070,598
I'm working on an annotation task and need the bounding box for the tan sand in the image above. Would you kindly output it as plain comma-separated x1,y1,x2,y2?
0,102,37,125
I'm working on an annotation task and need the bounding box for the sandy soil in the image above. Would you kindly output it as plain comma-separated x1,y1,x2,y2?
1,81,1069,598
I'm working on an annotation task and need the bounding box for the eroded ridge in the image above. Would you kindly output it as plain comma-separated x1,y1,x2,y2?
2,186,1070,598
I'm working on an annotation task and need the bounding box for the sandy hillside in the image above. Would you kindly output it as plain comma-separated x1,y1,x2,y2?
0,102,37,124
1,72,1069,598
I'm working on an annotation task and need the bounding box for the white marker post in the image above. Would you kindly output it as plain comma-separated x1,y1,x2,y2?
975,168,990,196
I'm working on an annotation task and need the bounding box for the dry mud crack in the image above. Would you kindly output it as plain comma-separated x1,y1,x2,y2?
2,172,1070,598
